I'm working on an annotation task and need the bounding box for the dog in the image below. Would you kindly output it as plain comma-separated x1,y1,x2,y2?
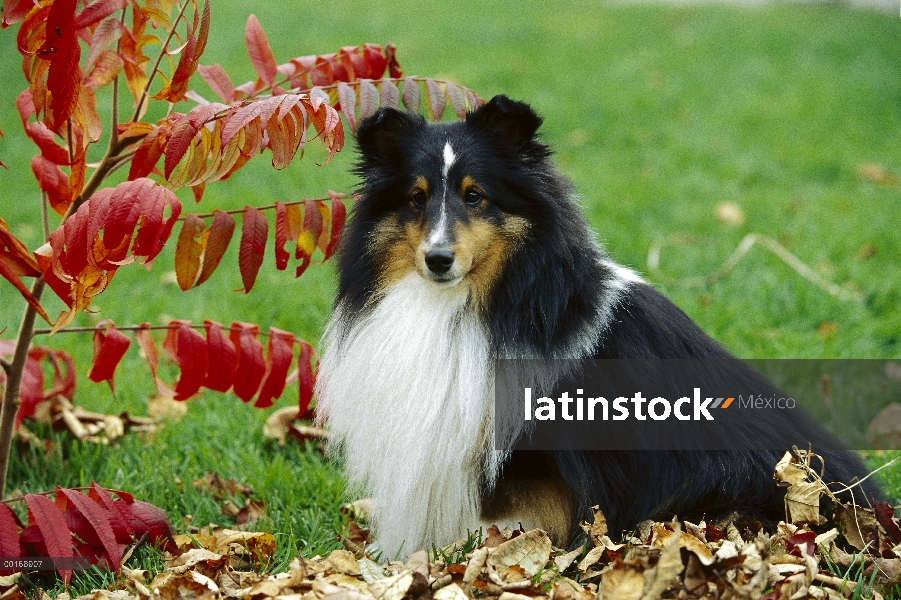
315,95,879,558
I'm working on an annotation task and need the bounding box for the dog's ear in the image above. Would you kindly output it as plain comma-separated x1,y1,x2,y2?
466,95,543,148
356,107,422,164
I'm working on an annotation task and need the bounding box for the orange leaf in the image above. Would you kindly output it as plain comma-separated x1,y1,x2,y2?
174,214,205,290
295,198,322,278
195,209,235,287
238,206,267,293
135,324,173,396
245,14,276,86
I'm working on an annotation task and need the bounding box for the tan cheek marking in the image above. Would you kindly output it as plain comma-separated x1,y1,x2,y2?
460,175,483,193
369,216,424,296
455,214,530,310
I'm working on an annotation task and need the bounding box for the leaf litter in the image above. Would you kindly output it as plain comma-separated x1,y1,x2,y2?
4,449,900,600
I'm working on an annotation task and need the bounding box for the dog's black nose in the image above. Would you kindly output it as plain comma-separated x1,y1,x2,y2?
425,248,455,274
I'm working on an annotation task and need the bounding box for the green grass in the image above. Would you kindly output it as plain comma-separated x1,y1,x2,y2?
1,0,901,594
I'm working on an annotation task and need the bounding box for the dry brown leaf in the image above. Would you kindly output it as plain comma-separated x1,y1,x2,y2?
486,529,552,584
432,583,468,600
148,393,187,421
264,406,302,445
601,566,645,600
579,505,608,546
785,481,823,526
553,547,582,572
367,570,415,600
328,549,363,576
835,503,879,551
640,522,683,600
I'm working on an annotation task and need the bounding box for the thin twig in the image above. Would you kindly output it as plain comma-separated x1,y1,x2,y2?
646,233,863,302
177,194,351,221
32,322,304,343
40,191,50,242
0,360,10,375
131,0,190,122
104,150,138,178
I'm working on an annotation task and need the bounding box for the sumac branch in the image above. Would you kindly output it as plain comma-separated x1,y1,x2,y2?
0,0,480,503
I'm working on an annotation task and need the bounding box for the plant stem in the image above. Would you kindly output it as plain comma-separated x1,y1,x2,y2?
131,0,190,123
0,278,45,499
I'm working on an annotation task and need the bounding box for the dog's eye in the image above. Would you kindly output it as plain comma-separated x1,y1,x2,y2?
464,190,482,205
411,191,427,207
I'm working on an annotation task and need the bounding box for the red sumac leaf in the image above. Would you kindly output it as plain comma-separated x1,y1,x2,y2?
229,322,265,402
295,198,322,277
83,50,124,89
424,78,445,121
124,500,176,553
323,197,346,261
26,121,70,165
162,321,208,401
2,0,33,28
74,0,128,29
337,81,356,131
41,0,81,130
297,341,315,416
203,320,236,393
31,155,72,216
362,43,387,79
875,502,901,544
24,494,73,583
379,79,399,110
88,482,134,543
386,42,402,78
358,79,379,120
402,77,420,112
255,328,295,408
58,488,121,570
174,214,205,291
128,126,165,180
0,503,20,559
445,81,467,119
238,206,267,293
245,14,277,86
87,321,131,388
195,209,235,287
198,63,235,103
135,323,174,396
274,201,290,271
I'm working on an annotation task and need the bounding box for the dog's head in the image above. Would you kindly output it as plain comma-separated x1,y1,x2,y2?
346,95,552,306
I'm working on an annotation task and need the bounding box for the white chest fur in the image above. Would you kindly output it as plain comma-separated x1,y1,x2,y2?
316,274,500,558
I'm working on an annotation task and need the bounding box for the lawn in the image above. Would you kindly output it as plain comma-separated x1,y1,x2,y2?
1,0,900,593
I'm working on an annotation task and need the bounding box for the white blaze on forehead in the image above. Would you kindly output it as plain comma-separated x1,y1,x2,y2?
442,142,456,180
427,141,456,246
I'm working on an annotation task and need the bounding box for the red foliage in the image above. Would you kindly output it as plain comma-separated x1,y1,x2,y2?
0,483,175,581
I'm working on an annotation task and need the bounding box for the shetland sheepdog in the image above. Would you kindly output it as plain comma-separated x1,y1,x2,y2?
315,95,879,558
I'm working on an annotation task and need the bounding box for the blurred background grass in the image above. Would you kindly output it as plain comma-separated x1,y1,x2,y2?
1,0,900,565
